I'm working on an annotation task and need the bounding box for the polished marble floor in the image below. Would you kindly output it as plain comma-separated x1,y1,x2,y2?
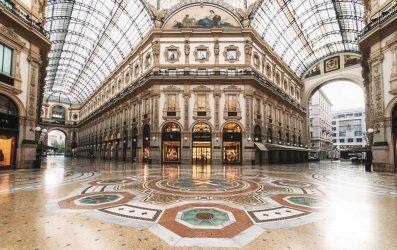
0,157,396,249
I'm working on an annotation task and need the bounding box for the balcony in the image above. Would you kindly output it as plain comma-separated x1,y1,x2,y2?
0,0,49,37
360,4,397,38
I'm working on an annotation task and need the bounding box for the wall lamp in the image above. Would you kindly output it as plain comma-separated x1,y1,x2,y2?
367,128,380,134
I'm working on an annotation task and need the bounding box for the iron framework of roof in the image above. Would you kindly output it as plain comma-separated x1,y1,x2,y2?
43,0,364,105
251,0,364,77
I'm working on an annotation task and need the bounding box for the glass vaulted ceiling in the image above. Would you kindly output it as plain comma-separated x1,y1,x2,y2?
44,0,364,105
251,0,364,77
44,0,153,104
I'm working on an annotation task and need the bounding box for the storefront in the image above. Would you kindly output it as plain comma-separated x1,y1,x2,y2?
162,122,181,163
143,124,150,162
192,122,211,165
0,94,18,170
222,123,242,164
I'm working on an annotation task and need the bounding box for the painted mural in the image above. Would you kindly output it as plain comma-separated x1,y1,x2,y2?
163,5,240,29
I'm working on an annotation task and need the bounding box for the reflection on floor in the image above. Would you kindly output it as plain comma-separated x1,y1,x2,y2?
0,157,397,249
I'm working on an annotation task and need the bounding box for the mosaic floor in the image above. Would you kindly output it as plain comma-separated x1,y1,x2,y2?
1,157,397,249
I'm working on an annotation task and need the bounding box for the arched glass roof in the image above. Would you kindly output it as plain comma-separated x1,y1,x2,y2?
44,0,153,104
43,0,364,105
251,0,364,77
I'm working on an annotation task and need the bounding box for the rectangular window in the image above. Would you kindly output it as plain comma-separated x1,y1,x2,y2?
144,99,150,114
340,139,345,143
168,50,177,61
228,95,237,111
332,121,336,125
332,127,336,131
0,43,13,76
197,49,207,60
197,95,206,110
354,131,362,136
356,138,362,142
227,50,237,60
348,138,354,142
168,95,176,111
332,139,336,143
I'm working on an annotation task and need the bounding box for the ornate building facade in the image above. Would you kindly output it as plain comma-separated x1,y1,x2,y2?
0,0,50,169
360,0,397,172
69,4,308,165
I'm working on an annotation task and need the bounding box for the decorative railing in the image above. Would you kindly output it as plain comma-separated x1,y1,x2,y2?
360,4,397,37
79,69,306,124
0,0,49,37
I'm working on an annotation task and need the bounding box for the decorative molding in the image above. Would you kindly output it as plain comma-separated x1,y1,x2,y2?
223,45,241,63
164,45,181,63
193,45,211,63
163,85,182,93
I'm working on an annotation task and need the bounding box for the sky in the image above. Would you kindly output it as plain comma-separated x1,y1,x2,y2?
317,80,365,111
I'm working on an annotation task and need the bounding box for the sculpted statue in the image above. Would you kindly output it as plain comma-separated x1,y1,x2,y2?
148,3,165,28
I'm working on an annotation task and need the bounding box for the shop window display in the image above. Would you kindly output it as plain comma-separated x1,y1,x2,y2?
0,94,18,169
222,123,242,164
162,123,181,163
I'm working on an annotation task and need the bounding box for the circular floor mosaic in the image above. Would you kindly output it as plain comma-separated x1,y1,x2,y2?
146,177,260,196
50,173,330,247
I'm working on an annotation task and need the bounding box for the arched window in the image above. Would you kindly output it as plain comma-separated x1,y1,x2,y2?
0,94,18,116
162,122,181,163
52,105,66,124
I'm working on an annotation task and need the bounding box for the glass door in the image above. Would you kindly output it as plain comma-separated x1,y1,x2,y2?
192,142,211,165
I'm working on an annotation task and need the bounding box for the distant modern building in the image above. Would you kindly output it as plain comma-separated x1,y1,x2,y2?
309,90,333,159
331,108,366,158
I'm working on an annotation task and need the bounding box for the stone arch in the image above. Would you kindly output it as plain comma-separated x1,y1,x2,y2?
303,72,364,107
160,121,183,132
189,120,215,132
384,96,397,119
0,90,26,117
221,121,245,132
47,127,68,137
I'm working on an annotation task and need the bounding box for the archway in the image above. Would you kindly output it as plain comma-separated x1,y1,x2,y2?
0,94,19,169
47,130,66,156
222,123,242,164
142,124,150,163
161,122,181,163
306,79,365,161
192,122,211,165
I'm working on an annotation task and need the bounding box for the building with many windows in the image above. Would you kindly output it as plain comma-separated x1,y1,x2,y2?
309,89,333,159
0,0,50,169
331,108,367,158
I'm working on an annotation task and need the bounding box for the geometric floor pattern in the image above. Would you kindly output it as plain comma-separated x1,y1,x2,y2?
49,168,328,247
1,157,397,249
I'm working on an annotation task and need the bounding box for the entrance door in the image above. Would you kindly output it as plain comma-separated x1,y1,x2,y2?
192,123,211,165
222,123,242,164
192,144,211,165
0,94,19,170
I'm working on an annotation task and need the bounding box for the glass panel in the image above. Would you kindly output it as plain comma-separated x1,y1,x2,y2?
227,50,237,60
197,49,207,60
252,0,364,77
0,44,3,73
3,47,12,75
